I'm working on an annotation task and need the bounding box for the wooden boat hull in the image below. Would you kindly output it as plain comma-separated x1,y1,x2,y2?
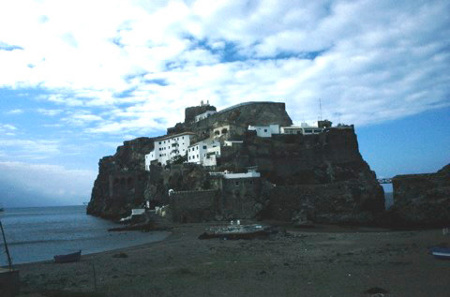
199,224,270,240
54,250,82,263
199,229,269,240
0,268,19,297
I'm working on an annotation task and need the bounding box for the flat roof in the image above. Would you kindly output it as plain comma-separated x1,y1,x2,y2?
155,131,196,141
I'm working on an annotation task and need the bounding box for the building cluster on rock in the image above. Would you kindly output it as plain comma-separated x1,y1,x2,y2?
92,100,450,227
144,102,339,171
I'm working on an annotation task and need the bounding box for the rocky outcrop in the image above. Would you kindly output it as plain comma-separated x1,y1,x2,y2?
87,137,154,219
388,164,450,227
235,128,384,224
184,104,216,124
88,101,384,225
168,101,292,138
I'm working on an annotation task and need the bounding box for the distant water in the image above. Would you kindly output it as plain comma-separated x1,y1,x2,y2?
385,192,394,209
0,206,169,265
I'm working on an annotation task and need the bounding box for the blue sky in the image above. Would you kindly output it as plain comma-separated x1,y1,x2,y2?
0,0,449,207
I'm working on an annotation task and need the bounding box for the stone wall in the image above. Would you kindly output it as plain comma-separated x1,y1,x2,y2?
264,180,383,225
167,102,293,139
388,164,450,227
221,177,264,219
169,189,220,223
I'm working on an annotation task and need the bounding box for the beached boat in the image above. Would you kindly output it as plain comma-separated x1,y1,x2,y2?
199,223,270,240
0,221,20,297
54,250,82,263
429,247,450,260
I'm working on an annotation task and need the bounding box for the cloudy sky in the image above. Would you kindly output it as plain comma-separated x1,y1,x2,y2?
1,0,449,207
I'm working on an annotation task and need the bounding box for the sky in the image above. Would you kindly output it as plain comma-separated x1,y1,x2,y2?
0,0,449,207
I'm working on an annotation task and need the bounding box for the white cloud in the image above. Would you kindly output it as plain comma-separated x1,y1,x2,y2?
0,0,448,135
6,109,24,115
37,108,63,116
0,161,95,206
0,124,18,136
1,124,17,131
0,138,61,159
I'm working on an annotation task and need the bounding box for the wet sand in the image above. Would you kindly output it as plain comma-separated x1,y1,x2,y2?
17,222,450,297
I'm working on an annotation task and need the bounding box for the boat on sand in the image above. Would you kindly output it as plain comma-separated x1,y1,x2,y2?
54,250,82,263
199,223,271,240
429,247,450,260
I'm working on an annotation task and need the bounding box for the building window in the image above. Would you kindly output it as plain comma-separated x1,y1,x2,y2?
203,145,207,149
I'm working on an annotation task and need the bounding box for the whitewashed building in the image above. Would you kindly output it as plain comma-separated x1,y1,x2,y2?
224,140,243,147
209,167,261,179
195,110,216,122
145,132,196,170
281,123,323,135
187,139,221,166
248,124,280,137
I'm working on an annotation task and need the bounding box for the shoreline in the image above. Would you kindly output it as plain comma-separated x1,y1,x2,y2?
13,230,172,267
17,222,450,297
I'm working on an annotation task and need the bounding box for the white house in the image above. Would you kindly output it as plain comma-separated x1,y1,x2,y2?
223,168,261,179
281,123,323,135
209,167,261,179
224,140,243,147
248,124,280,137
145,132,196,170
187,139,221,166
195,110,216,122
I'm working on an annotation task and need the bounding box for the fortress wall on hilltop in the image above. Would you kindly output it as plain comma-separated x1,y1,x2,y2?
187,102,293,136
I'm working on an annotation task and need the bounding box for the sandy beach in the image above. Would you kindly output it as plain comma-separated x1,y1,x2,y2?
16,222,450,297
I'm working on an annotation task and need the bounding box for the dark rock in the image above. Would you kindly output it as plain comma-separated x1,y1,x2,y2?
184,104,216,124
86,137,154,220
387,164,450,228
87,102,384,225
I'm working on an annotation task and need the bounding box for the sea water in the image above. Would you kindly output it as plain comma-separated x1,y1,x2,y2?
0,205,169,265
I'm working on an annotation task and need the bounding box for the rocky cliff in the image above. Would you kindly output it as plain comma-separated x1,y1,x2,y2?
388,164,450,227
219,128,384,224
87,101,384,225
168,102,292,137
87,137,154,219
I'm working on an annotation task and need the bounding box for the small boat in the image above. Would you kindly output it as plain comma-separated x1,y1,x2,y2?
54,250,82,263
199,223,270,240
429,247,450,260
0,221,20,297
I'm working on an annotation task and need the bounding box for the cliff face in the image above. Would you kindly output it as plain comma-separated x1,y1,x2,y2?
220,128,384,224
87,102,384,225
87,137,154,219
388,164,450,227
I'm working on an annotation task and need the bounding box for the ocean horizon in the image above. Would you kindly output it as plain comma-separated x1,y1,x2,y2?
0,205,169,265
